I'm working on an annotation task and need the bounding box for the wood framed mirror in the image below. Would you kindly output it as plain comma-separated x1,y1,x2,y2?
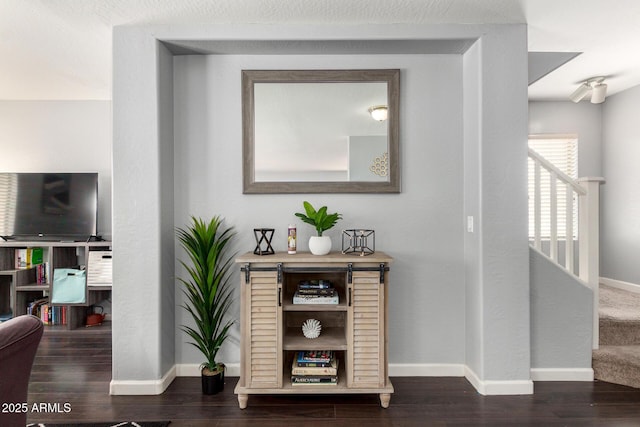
242,69,400,193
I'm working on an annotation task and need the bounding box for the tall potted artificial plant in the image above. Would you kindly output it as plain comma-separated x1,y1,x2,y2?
295,201,342,255
176,216,236,395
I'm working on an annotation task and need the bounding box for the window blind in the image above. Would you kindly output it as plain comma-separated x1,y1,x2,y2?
0,173,17,236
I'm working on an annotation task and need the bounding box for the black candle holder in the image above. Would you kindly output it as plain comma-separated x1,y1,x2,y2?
342,229,375,256
253,228,275,255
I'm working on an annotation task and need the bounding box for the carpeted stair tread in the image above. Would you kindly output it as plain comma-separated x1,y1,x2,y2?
594,345,640,389
595,285,640,388
599,285,640,322
600,318,640,345
599,285,640,346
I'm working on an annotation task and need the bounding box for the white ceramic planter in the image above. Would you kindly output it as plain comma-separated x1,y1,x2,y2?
309,236,331,255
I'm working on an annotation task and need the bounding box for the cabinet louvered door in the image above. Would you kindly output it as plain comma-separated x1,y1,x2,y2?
347,271,385,388
243,271,282,388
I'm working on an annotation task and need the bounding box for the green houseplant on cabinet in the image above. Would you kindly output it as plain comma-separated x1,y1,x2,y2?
295,201,342,255
176,216,236,395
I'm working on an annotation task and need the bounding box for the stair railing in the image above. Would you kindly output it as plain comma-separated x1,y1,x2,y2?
528,147,604,348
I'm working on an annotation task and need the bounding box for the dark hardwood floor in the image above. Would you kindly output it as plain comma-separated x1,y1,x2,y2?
24,324,640,426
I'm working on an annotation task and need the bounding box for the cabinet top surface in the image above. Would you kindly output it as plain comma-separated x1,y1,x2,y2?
235,251,392,264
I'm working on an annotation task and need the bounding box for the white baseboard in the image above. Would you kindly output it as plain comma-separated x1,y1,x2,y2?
600,277,640,293
465,366,533,395
530,368,593,381
389,363,465,377
173,363,466,378
110,363,588,395
175,363,240,377
109,365,176,395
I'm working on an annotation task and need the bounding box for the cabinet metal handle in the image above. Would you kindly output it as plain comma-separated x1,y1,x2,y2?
278,287,282,307
348,287,352,307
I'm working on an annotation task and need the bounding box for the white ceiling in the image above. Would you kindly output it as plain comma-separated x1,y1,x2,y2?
1,0,639,101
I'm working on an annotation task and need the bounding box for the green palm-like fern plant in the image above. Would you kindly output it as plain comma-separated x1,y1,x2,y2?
176,216,236,373
294,201,342,236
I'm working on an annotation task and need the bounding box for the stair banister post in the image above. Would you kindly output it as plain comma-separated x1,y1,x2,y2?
577,177,605,349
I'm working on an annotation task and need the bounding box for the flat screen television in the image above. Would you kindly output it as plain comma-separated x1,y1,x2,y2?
0,172,98,241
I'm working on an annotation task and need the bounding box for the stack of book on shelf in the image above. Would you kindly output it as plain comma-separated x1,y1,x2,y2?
15,247,43,269
293,280,339,304
27,298,67,326
291,350,338,386
15,247,49,284
33,263,49,285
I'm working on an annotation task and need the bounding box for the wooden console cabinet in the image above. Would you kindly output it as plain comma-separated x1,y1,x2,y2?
234,251,393,409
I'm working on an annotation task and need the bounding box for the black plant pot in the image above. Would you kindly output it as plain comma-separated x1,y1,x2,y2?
201,364,225,395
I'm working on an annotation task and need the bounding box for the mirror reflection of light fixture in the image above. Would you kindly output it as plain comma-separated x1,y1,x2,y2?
569,77,608,104
368,105,388,121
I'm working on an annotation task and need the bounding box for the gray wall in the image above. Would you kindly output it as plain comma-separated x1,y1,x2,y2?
530,247,593,369
463,39,483,379
601,85,640,285
529,101,602,177
173,52,466,367
112,28,170,382
112,23,530,391
0,100,112,238
464,29,530,385
158,42,177,379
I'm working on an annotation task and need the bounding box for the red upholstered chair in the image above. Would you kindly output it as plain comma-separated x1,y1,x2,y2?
0,315,44,427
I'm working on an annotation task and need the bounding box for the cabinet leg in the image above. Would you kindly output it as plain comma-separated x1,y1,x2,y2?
238,394,248,409
379,393,391,408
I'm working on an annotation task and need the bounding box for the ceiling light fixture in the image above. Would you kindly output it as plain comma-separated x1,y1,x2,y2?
590,82,607,104
368,105,388,121
569,77,608,104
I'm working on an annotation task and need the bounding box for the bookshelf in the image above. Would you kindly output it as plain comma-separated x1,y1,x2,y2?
0,240,111,330
234,251,393,409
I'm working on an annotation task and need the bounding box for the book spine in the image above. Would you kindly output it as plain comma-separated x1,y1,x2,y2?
16,249,27,269
294,293,339,299
296,288,337,296
295,361,333,367
298,284,331,289
31,247,43,265
292,367,338,376
293,295,339,304
296,351,333,362
291,376,337,384
298,280,331,289
296,353,334,366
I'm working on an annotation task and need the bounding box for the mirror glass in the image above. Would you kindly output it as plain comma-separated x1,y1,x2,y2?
242,69,400,193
